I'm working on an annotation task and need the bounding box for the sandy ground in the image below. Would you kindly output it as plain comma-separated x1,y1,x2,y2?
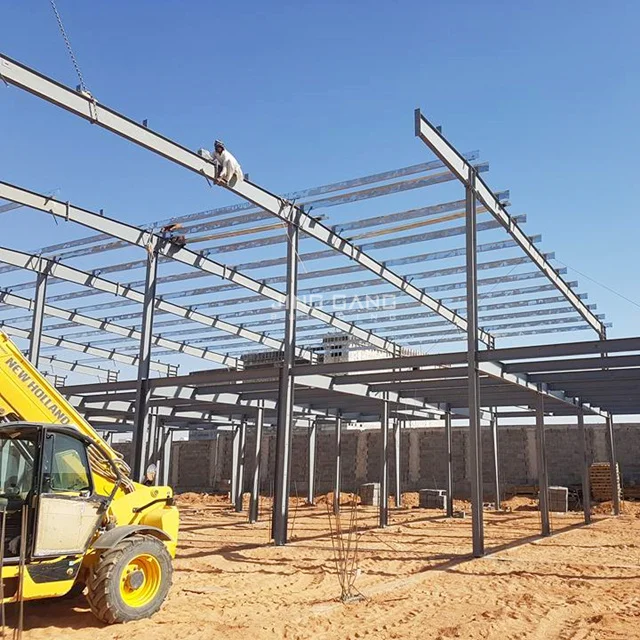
10,493,640,639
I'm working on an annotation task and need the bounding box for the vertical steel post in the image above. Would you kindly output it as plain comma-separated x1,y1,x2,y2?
249,406,264,523
466,168,484,557
491,410,501,511
445,409,454,517
307,419,317,505
272,220,299,545
144,408,158,480
577,408,591,524
131,249,158,482
160,425,173,487
235,417,247,512
393,417,402,508
28,270,48,368
536,394,550,536
333,415,342,514
380,399,390,528
605,414,621,515
231,424,240,504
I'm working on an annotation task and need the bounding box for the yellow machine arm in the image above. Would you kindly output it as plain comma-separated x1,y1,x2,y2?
0,331,132,486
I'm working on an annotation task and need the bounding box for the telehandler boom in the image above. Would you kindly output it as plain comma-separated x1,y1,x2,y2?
0,331,179,623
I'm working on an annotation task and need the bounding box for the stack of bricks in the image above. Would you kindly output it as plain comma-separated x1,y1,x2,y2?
547,486,569,512
360,483,380,506
419,489,447,509
589,462,621,502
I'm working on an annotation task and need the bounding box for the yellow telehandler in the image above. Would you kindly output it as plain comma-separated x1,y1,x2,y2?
0,331,179,623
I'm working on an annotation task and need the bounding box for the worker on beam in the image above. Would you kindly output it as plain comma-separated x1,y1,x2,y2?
212,140,243,185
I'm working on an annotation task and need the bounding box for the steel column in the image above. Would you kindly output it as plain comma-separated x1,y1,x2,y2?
491,411,501,510
249,406,264,523
380,399,390,528
231,424,240,504
131,250,158,481
393,417,402,508
272,221,299,545
235,417,247,512
144,408,159,478
333,415,342,514
466,168,484,556
28,270,47,368
160,425,173,487
306,419,317,506
605,414,621,515
445,410,454,517
535,395,551,536
577,408,591,524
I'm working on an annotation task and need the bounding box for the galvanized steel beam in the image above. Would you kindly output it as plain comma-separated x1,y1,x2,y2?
415,108,603,335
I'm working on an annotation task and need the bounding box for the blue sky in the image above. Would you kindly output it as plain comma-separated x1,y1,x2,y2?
1,1,639,338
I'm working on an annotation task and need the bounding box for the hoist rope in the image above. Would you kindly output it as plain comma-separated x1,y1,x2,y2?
49,0,88,93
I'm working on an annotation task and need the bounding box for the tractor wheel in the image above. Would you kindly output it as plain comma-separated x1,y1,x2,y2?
86,534,172,624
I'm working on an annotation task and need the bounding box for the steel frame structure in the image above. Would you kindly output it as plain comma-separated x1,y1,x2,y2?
0,52,628,555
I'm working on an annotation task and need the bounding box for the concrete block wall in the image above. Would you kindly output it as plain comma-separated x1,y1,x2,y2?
114,423,638,498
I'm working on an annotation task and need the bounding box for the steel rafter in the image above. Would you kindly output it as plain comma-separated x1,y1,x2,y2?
415,108,604,336
0,54,492,345
1,324,173,375
0,183,403,357
0,246,317,363
0,289,241,369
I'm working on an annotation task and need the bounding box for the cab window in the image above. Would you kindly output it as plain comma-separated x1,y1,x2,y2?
42,433,92,494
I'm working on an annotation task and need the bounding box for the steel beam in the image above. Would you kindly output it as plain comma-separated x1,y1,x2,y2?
1,323,172,374
0,53,486,345
466,168,484,557
576,408,591,524
535,395,551,536
0,246,313,363
235,417,247,512
393,417,402,508
445,410,454,517
272,222,298,546
249,405,264,523
2,156,481,274
415,107,603,336
0,184,401,357
131,251,158,481
380,399,390,528
307,419,317,506
38,354,115,379
606,415,621,515
333,415,342,515
0,289,240,369
27,270,47,367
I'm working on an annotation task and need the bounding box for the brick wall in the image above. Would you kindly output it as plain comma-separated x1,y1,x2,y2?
114,423,640,498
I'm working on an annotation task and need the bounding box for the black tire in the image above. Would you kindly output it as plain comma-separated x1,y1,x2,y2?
86,534,173,624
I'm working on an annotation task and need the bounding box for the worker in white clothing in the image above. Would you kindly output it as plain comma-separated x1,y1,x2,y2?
212,140,243,185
